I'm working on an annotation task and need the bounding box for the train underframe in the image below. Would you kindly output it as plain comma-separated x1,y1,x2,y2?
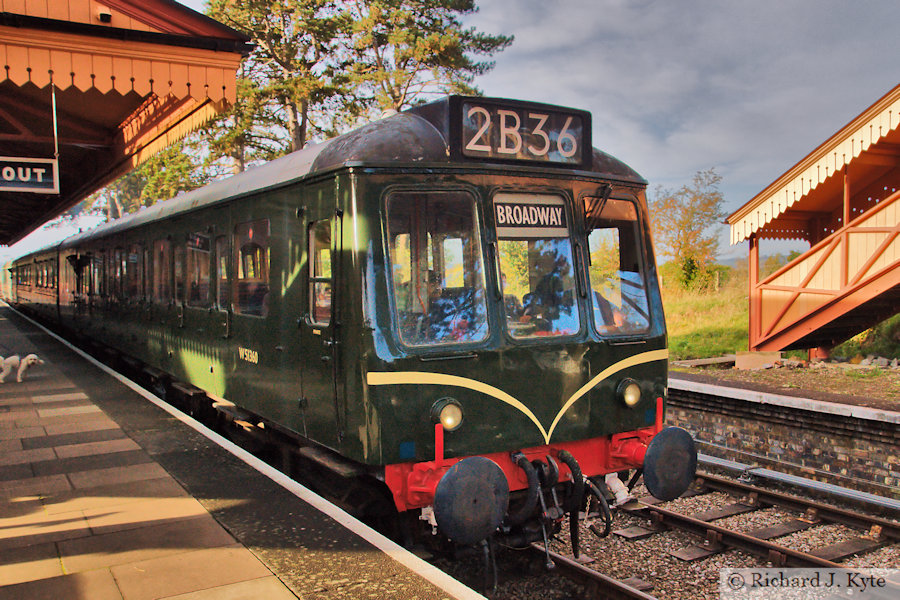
14,307,695,560
383,405,696,559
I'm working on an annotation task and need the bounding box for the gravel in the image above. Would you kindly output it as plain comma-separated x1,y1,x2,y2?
432,479,900,600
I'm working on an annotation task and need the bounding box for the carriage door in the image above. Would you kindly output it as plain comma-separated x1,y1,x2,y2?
299,199,343,445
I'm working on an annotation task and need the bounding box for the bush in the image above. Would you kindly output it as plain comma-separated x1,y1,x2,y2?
833,314,900,359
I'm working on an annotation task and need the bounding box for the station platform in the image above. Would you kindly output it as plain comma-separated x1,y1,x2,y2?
0,305,482,600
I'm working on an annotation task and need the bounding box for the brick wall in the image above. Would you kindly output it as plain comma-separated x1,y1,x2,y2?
667,388,899,500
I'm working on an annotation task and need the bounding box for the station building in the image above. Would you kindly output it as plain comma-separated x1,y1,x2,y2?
727,84,900,356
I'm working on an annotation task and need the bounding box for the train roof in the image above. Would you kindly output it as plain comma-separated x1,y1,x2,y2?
42,96,644,252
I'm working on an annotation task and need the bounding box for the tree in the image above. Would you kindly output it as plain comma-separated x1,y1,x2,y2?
649,168,726,288
348,0,513,112
82,141,209,220
206,0,353,166
202,1,511,171
761,250,804,279
201,69,287,176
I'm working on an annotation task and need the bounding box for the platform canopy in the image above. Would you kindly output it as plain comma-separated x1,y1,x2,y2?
0,0,250,245
727,83,900,245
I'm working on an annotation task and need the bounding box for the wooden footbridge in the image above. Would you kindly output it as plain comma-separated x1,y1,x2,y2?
728,84,900,354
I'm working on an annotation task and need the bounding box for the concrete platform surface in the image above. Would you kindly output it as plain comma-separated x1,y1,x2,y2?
0,306,479,600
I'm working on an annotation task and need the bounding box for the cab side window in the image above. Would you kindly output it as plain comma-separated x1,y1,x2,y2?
308,220,332,325
586,198,651,335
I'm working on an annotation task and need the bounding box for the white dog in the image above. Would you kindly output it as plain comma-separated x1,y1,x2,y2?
0,354,45,383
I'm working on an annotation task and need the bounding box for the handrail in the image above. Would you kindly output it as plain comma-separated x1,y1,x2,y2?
751,189,900,349
757,188,899,287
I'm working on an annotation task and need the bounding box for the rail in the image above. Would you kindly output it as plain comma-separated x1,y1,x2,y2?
528,544,658,600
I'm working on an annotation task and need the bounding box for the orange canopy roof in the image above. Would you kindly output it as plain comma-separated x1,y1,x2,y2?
0,0,250,244
728,83,900,245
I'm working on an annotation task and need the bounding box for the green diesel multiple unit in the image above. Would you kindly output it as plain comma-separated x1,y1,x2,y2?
8,96,696,551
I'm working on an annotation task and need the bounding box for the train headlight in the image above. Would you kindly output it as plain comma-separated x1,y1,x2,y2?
618,380,642,407
432,398,464,431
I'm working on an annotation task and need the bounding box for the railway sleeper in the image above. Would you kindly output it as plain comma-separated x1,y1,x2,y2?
809,534,887,562
670,529,726,562
687,499,759,522
744,518,816,540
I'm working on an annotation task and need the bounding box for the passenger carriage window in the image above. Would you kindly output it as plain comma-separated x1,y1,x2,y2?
142,248,151,300
126,245,142,299
152,239,172,303
91,255,103,302
174,244,186,303
215,235,228,309
586,198,650,335
114,249,125,299
187,233,211,308
386,191,489,346
105,251,115,298
308,220,332,325
234,220,270,316
495,193,580,338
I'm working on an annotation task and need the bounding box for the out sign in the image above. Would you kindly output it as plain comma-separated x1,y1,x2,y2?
0,157,59,194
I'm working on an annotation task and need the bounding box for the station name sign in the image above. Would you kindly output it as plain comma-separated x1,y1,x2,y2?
459,100,590,166
0,157,59,194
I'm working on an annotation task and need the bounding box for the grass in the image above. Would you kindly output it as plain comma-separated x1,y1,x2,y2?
661,271,749,360
845,368,886,380
660,266,899,360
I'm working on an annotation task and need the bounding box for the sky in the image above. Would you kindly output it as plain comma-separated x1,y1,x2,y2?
3,1,898,263
169,0,900,261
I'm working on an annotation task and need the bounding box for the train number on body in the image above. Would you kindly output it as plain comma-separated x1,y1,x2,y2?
238,347,259,364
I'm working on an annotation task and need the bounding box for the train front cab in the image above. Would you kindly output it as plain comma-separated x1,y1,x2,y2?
353,167,697,547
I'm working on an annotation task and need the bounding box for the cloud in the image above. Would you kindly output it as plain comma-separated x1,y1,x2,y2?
466,0,900,216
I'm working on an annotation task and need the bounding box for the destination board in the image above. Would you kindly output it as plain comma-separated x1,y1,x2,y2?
494,193,569,238
460,100,589,166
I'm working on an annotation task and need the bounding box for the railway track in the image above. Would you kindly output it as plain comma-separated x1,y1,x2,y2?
528,545,658,600
479,470,900,600
39,319,899,599
617,471,898,568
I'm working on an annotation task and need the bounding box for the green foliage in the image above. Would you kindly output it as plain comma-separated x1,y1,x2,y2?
845,368,885,380
662,258,899,361
588,229,619,288
82,141,209,220
833,313,900,359
498,239,528,297
206,0,355,165
201,72,288,175
202,0,512,172
760,250,803,279
348,0,513,111
649,168,726,289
